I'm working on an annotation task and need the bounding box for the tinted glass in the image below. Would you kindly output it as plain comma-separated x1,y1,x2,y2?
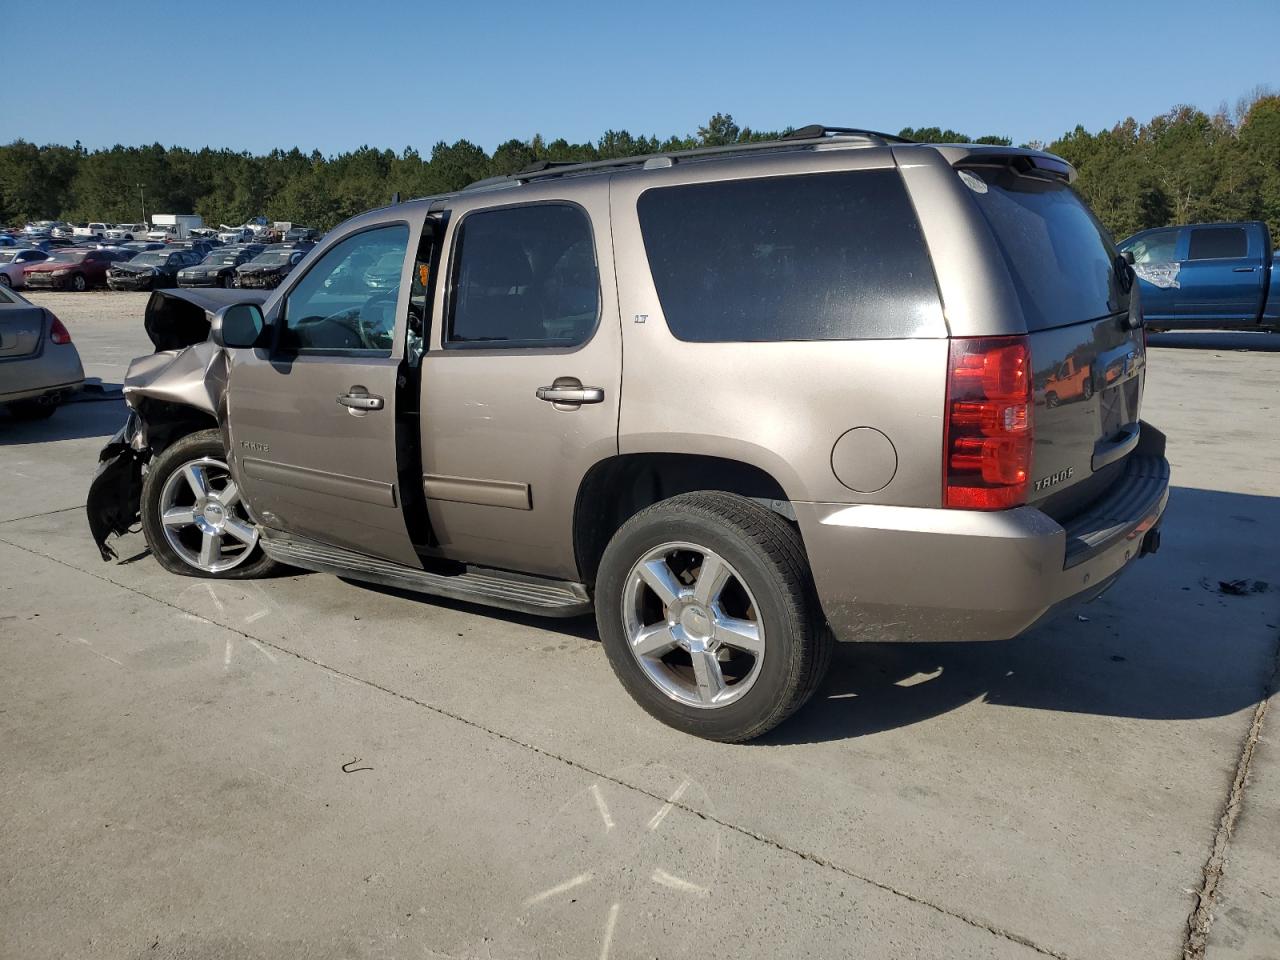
447,204,598,347
637,170,941,342
281,224,408,355
253,250,294,264
1123,228,1179,264
1187,227,1247,260
965,166,1125,330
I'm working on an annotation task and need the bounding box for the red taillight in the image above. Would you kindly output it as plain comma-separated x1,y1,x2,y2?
49,314,72,345
943,335,1032,509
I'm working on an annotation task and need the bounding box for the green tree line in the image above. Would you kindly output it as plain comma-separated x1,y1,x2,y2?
2,92,1278,241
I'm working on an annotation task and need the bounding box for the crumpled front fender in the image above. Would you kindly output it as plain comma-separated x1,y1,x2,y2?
123,340,227,419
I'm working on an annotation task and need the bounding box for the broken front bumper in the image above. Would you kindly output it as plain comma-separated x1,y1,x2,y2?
86,414,146,561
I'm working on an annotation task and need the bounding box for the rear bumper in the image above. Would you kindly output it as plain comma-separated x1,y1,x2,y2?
0,344,85,404
798,424,1170,643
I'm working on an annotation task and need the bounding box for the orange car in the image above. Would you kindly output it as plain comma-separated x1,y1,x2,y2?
1044,356,1093,407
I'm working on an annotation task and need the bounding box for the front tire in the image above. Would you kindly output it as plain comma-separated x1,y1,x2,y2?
69,273,87,292
595,492,832,742
140,429,279,579
0,273,11,288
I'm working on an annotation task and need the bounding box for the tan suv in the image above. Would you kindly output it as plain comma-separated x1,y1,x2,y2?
87,127,1170,741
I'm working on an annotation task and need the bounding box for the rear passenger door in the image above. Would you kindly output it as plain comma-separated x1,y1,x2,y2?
1175,225,1263,321
419,183,621,580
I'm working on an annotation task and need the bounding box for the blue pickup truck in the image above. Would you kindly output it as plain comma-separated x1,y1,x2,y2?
1117,221,1280,331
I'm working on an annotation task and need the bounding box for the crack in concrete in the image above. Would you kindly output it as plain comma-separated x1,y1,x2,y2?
1182,627,1280,960
0,533,1074,960
0,505,83,526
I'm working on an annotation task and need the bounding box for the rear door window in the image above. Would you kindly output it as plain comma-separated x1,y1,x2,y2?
446,203,599,348
963,165,1126,330
1187,226,1247,260
636,170,942,342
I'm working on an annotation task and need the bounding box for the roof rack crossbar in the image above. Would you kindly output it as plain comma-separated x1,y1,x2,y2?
462,126,912,191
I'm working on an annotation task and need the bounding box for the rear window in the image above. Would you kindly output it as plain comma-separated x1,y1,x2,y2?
963,166,1125,331
636,170,943,342
1187,226,1247,260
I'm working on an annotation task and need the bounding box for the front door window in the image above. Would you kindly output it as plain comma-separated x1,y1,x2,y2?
280,225,410,355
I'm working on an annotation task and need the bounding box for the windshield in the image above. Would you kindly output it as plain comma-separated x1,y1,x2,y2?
251,250,294,265
130,253,169,266
0,251,17,264
47,251,89,263
962,165,1125,331
206,252,242,265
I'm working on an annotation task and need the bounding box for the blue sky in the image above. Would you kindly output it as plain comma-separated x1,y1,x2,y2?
9,0,1278,154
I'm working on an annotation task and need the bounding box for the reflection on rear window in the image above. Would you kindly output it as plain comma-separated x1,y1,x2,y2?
963,166,1124,331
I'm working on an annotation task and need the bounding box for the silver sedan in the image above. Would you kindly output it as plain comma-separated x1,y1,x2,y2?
0,285,84,420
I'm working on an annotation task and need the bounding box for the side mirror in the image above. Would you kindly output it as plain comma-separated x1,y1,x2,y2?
210,302,265,349
1121,250,1135,265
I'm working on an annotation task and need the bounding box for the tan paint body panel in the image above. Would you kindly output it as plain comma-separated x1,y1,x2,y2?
222,209,425,568
608,151,948,509
419,177,622,580
422,474,531,511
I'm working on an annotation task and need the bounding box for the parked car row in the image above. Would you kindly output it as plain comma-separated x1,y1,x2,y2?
0,237,315,292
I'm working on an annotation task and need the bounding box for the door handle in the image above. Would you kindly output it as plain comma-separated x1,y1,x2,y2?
337,388,384,412
536,378,604,405
1232,266,1258,273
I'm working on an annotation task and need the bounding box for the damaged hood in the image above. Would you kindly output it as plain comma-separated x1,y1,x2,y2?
143,287,267,351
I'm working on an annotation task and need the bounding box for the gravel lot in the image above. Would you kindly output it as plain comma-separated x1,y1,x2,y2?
2,292,1278,960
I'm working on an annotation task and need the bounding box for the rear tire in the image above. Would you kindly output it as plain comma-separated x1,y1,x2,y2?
140,429,280,579
7,398,58,420
595,492,832,742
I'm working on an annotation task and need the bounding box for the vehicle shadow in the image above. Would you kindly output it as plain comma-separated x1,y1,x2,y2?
0,394,125,445
1146,330,1280,351
762,485,1280,745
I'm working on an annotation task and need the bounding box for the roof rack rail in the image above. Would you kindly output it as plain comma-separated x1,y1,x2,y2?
782,125,916,144
461,126,912,192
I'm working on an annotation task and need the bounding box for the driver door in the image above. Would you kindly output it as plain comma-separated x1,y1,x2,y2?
225,220,421,566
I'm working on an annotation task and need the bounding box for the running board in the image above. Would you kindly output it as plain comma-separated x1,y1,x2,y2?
259,533,592,618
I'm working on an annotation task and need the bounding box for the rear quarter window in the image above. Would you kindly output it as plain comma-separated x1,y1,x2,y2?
962,165,1125,331
636,169,943,342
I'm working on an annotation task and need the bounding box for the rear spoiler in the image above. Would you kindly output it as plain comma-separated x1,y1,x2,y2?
143,288,268,351
919,144,1078,184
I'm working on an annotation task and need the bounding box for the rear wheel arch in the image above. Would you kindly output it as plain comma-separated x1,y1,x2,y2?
572,453,794,586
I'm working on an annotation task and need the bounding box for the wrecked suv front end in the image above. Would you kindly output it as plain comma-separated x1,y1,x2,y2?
85,289,265,560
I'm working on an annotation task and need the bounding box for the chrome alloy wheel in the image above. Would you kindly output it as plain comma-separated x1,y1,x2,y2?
621,542,765,709
157,457,258,573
